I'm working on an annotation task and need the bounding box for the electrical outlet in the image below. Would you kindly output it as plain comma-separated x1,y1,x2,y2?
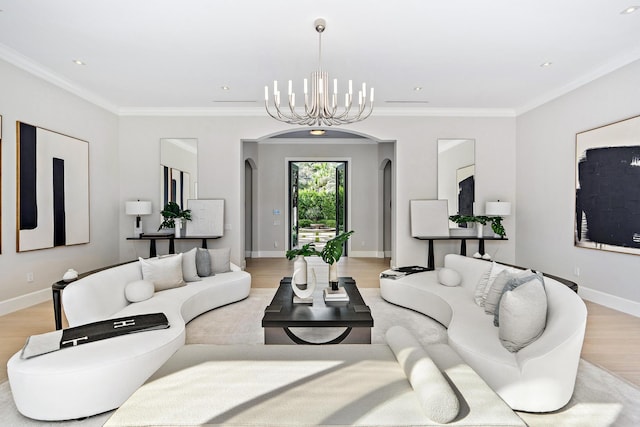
27,272,34,282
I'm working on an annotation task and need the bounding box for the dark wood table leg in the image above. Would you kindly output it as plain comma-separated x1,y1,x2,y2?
427,239,435,270
52,288,63,330
201,238,208,249
479,239,486,255
169,237,175,254
149,240,157,258
460,240,467,256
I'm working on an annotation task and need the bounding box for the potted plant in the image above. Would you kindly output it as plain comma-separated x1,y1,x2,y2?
285,243,319,289
321,230,354,289
158,202,192,236
449,215,506,238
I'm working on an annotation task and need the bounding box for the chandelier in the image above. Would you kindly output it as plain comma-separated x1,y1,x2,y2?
264,18,374,126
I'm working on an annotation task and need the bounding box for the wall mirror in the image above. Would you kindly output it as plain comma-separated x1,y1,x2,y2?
160,138,198,212
437,139,475,226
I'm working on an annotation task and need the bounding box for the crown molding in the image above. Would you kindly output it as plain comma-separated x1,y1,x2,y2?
0,43,119,115
118,106,516,118
515,49,640,116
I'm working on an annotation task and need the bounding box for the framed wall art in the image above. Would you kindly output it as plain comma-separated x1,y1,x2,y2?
17,122,90,252
575,115,640,255
186,199,224,237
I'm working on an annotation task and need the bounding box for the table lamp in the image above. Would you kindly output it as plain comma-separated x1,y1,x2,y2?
125,200,152,237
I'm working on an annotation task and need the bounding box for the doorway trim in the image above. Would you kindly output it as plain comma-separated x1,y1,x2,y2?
285,157,352,256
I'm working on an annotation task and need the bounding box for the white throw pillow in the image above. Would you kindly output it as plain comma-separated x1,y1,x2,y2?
181,248,201,282
499,279,548,352
473,263,493,305
139,254,186,291
208,248,231,274
479,262,517,307
124,280,155,303
437,268,461,287
484,269,537,317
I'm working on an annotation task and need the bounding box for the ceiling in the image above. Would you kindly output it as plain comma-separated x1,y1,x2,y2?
1,0,639,116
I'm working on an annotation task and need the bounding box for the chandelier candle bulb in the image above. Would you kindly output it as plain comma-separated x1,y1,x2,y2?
333,79,338,94
273,80,277,95
288,80,292,95
319,77,323,93
264,86,268,101
304,79,308,94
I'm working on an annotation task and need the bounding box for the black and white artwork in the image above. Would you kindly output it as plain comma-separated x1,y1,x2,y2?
18,122,89,252
575,115,640,256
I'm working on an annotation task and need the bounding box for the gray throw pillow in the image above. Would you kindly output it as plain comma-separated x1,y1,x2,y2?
494,270,544,326
195,248,212,277
208,248,231,274
484,269,538,317
499,279,548,352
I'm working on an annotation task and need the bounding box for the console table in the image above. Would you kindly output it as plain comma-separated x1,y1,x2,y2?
414,236,508,270
126,234,221,257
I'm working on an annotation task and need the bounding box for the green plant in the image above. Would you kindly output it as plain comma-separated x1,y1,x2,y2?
319,230,354,265
448,215,506,238
285,243,320,260
158,201,192,230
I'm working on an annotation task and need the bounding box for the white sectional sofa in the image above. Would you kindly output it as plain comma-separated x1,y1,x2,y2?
380,253,588,413
7,255,251,421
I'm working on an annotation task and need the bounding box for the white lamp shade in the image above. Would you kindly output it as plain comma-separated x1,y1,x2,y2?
485,201,511,216
125,201,152,216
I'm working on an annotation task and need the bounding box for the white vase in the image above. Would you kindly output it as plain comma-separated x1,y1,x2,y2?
293,255,307,287
292,268,316,300
174,221,181,238
476,222,484,238
328,262,339,290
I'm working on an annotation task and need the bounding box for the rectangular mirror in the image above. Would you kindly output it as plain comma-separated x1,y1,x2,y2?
437,139,475,227
160,138,198,212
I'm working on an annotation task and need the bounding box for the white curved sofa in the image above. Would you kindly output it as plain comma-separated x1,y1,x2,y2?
380,254,587,413
7,258,251,421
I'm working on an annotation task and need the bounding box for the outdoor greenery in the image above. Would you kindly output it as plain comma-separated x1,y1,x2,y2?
296,162,342,226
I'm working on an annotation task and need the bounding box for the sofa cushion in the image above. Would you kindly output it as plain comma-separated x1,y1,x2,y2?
195,248,212,277
385,326,460,423
139,255,186,291
484,269,537,317
493,271,544,326
124,280,155,303
181,248,201,282
477,262,519,307
208,248,231,274
438,268,462,287
499,279,548,352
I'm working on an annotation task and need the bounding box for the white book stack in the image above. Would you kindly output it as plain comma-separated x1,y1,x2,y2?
323,287,349,302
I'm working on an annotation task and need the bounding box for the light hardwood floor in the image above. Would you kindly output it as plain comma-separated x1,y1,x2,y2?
1,257,638,389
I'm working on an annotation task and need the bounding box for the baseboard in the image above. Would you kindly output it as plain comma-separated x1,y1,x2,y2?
348,251,384,258
253,251,286,258
0,288,51,316
579,286,640,318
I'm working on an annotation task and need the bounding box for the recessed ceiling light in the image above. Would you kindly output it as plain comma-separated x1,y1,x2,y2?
221,86,230,90
414,87,423,91
540,61,553,68
310,129,326,136
72,59,86,66
620,6,639,14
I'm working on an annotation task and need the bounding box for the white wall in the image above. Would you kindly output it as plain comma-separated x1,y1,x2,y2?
0,59,120,314
118,115,517,270
516,58,640,315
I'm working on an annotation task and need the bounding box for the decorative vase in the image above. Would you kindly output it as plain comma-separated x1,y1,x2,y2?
293,255,307,288
328,262,339,290
291,268,316,301
62,268,78,282
476,222,484,238
174,221,181,238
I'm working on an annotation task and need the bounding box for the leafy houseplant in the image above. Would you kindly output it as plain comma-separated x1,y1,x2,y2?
158,201,192,231
449,215,506,238
285,242,319,260
319,230,354,265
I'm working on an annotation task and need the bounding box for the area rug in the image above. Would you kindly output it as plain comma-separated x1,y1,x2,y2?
0,288,638,426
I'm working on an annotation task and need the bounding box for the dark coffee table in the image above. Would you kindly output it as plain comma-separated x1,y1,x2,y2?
261,277,373,345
